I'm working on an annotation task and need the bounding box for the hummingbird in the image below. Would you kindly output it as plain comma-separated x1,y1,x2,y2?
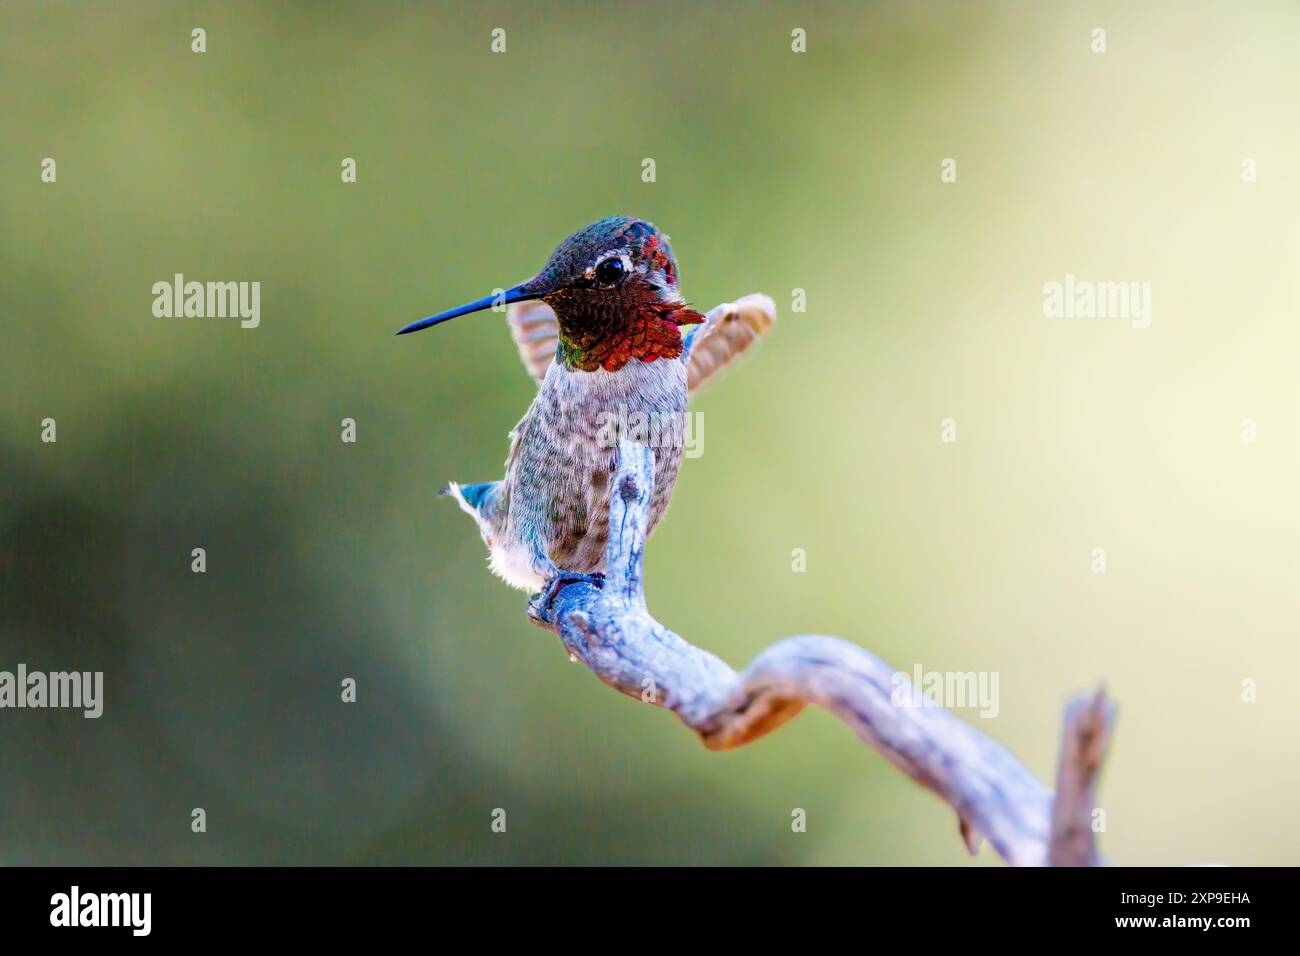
398,216,774,604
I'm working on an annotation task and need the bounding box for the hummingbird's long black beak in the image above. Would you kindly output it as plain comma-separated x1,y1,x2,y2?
396,283,542,336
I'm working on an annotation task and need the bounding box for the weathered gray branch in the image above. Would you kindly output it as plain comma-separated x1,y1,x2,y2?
528,437,1116,866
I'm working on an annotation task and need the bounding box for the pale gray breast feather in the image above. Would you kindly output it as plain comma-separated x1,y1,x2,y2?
542,358,687,409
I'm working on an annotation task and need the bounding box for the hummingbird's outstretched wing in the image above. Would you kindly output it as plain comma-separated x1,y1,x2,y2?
680,294,776,395
505,293,775,392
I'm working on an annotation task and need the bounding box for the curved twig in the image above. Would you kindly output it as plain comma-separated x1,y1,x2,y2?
527,437,1116,866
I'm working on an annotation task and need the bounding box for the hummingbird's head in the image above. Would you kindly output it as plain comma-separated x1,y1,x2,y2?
398,216,704,372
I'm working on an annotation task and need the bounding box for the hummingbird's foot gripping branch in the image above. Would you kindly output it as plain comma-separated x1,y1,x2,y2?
528,436,1118,866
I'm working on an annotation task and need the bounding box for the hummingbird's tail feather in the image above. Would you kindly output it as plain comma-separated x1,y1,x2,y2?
443,477,498,530
444,481,500,520
445,480,548,592
445,480,506,562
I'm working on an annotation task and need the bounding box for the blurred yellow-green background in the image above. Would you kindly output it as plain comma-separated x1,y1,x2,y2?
2,1,1298,865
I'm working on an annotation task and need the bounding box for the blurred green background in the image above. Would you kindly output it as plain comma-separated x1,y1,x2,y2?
2,1,1298,865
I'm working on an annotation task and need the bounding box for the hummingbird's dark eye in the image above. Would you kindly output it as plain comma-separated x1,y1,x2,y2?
595,257,627,287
